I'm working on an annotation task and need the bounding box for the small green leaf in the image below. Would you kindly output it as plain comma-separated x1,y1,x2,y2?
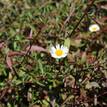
38,60,44,75
42,100,49,107
81,52,86,64
64,38,71,48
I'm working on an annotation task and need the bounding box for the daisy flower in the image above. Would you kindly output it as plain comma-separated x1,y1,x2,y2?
89,24,100,32
50,44,69,59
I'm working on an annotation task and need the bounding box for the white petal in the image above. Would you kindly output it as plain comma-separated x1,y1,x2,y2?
51,53,62,59
62,47,69,53
50,46,56,54
56,44,60,49
61,45,64,49
51,53,57,58
61,53,68,58
61,45,67,50
50,45,69,59
62,49,68,58
89,24,100,32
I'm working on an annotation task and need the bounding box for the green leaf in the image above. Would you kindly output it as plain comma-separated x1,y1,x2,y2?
42,100,49,107
38,60,44,75
81,52,86,64
64,38,71,48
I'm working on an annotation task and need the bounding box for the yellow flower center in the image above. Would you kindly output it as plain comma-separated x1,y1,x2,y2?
55,49,63,56
92,27,97,31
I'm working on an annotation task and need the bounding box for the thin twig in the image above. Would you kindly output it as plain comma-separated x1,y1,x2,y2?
61,0,97,106
69,0,96,37
19,29,41,66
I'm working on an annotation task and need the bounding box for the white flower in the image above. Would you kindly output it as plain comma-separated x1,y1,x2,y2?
89,24,100,32
50,44,69,59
